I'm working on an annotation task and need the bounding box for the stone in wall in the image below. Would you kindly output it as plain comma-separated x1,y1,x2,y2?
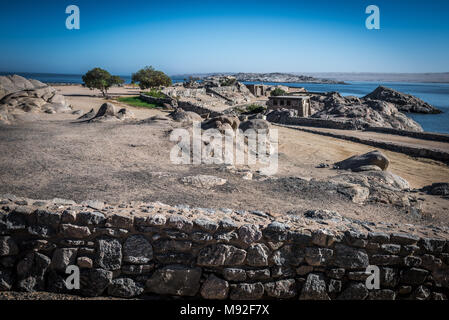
146,265,202,296
95,238,122,271
123,235,153,264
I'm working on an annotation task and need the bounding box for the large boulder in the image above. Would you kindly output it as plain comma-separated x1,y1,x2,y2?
78,108,96,120
266,108,298,123
83,103,134,122
201,115,240,132
334,150,389,171
239,119,270,132
94,102,116,118
364,86,442,114
421,183,449,197
362,170,410,190
169,108,203,122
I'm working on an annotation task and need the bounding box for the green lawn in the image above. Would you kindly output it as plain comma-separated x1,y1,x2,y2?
117,96,158,108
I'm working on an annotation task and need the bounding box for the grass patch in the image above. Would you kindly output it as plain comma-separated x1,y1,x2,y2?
245,104,266,114
117,96,158,108
142,89,166,99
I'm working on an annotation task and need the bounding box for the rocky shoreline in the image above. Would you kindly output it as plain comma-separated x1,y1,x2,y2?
233,73,346,84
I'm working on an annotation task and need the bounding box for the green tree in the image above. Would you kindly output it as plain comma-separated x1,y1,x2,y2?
82,68,124,97
110,75,125,87
132,66,172,89
270,88,288,97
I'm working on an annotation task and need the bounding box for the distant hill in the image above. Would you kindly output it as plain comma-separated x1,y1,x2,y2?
172,72,449,83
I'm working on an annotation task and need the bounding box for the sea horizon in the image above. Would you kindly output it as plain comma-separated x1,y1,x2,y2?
2,71,449,83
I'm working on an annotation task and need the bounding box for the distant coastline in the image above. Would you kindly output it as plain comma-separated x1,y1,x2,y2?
173,72,449,84
2,71,449,84
302,72,449,83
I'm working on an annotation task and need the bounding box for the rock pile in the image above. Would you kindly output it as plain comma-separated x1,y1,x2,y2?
0,75,71,124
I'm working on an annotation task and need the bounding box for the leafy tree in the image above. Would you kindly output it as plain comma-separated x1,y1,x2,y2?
110,75,125,87
270,88,288,97
219,78,237,86
82,68,124,97
132,66,172,89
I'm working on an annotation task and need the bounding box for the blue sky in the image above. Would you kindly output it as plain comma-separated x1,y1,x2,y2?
0,0,448,75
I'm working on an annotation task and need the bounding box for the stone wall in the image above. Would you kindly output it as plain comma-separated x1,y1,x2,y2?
0,197,448,300
177,101,223,118
365,126,449,143
139,93,175,106
276,124,449,165
272,116,357,130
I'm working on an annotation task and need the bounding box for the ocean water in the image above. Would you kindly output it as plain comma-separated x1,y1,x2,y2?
2,72,448,134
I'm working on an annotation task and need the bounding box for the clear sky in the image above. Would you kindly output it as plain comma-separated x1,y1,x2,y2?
0,0,448,75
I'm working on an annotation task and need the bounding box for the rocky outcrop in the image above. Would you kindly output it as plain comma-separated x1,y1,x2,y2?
0,75,71,124
364,86,442,114
0,195,448,300
0,75,46,100
310,92,423,132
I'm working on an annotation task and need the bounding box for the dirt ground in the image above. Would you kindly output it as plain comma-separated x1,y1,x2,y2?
1,85,449,229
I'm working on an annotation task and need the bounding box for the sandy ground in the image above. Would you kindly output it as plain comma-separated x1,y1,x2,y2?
1,85,448,228
275,126,449,189
289,126,449,154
